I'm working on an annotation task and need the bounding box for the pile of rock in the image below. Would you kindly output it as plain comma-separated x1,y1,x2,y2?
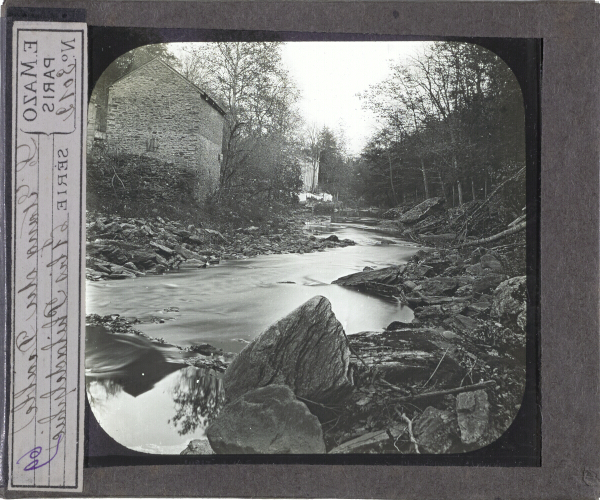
86,214,225,280
377,196,527,252
333,326,501,454
324,246,527,452
86,213,355,281
222,231,355,260
334,246,527,342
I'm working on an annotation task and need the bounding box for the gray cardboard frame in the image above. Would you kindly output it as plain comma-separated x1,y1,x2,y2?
2,1,600,498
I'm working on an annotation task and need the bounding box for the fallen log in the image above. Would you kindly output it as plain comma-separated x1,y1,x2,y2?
393,380,495,402
457,221,526,248
405,294,472,307
329,423,408,454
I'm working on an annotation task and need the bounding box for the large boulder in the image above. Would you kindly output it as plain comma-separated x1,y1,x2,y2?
223,296,353,405
398,197,445,224
491,276,527,333
456,389,490,446
206,385,326,454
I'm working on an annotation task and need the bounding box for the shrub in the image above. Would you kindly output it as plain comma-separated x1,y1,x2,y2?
87,150,203,221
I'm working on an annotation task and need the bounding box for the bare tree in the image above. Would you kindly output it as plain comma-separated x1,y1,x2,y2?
173,42,300,193
360,42,525,209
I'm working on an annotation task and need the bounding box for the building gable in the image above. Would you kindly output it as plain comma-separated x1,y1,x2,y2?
110,57,225,116
104,56,225,201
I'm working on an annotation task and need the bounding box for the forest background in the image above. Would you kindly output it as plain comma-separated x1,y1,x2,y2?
87,39,526,229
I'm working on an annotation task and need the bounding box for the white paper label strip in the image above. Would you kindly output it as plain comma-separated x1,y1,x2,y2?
9,21,86,492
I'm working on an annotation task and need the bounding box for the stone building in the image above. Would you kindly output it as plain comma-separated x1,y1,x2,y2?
98,57,225,200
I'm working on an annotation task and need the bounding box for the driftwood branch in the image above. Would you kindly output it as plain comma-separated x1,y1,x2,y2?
296,395,342,413
455,167,526,242
111,165,126,190
344,330,370,369
349,344,369,369
392,380,495,402
461,167,526,226
421,346,450,388
395,409,420,454
380,378,410,394
457,221,526,248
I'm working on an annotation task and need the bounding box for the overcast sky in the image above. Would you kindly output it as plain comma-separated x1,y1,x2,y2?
170,41,429,156
280,41,428,155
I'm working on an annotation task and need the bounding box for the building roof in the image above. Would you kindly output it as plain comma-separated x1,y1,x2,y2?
109,57,226,116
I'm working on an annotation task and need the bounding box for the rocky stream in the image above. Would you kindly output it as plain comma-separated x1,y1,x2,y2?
86,199,527,455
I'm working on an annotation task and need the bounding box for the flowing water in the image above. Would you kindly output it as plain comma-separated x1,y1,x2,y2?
86,222,421,454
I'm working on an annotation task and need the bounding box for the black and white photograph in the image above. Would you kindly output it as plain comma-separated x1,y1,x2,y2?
84,39,530,456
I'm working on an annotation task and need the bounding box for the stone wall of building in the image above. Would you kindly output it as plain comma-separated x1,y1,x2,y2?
105,58,224,200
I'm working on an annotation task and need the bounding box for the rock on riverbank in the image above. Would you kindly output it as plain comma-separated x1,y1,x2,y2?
87,195,528,455
223,296,353,405
323,243,526,453
207,385,326,454
202,253,525,455
86,211,355,280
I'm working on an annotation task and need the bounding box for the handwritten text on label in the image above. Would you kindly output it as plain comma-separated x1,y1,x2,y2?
9,22,86,492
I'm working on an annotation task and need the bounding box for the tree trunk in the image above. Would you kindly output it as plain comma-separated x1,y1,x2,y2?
471,178,476,201
420,158,430,199
458,221,526,247
452,184,455,208
387,151,398,205
398,181,405,205
484,177,488,200
449,124,462,205
437,167,447,203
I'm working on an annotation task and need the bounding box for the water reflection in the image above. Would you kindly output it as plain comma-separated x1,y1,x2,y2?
86,324,225,451
86,325,184,396
170,366,225,436
86,377,123,410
